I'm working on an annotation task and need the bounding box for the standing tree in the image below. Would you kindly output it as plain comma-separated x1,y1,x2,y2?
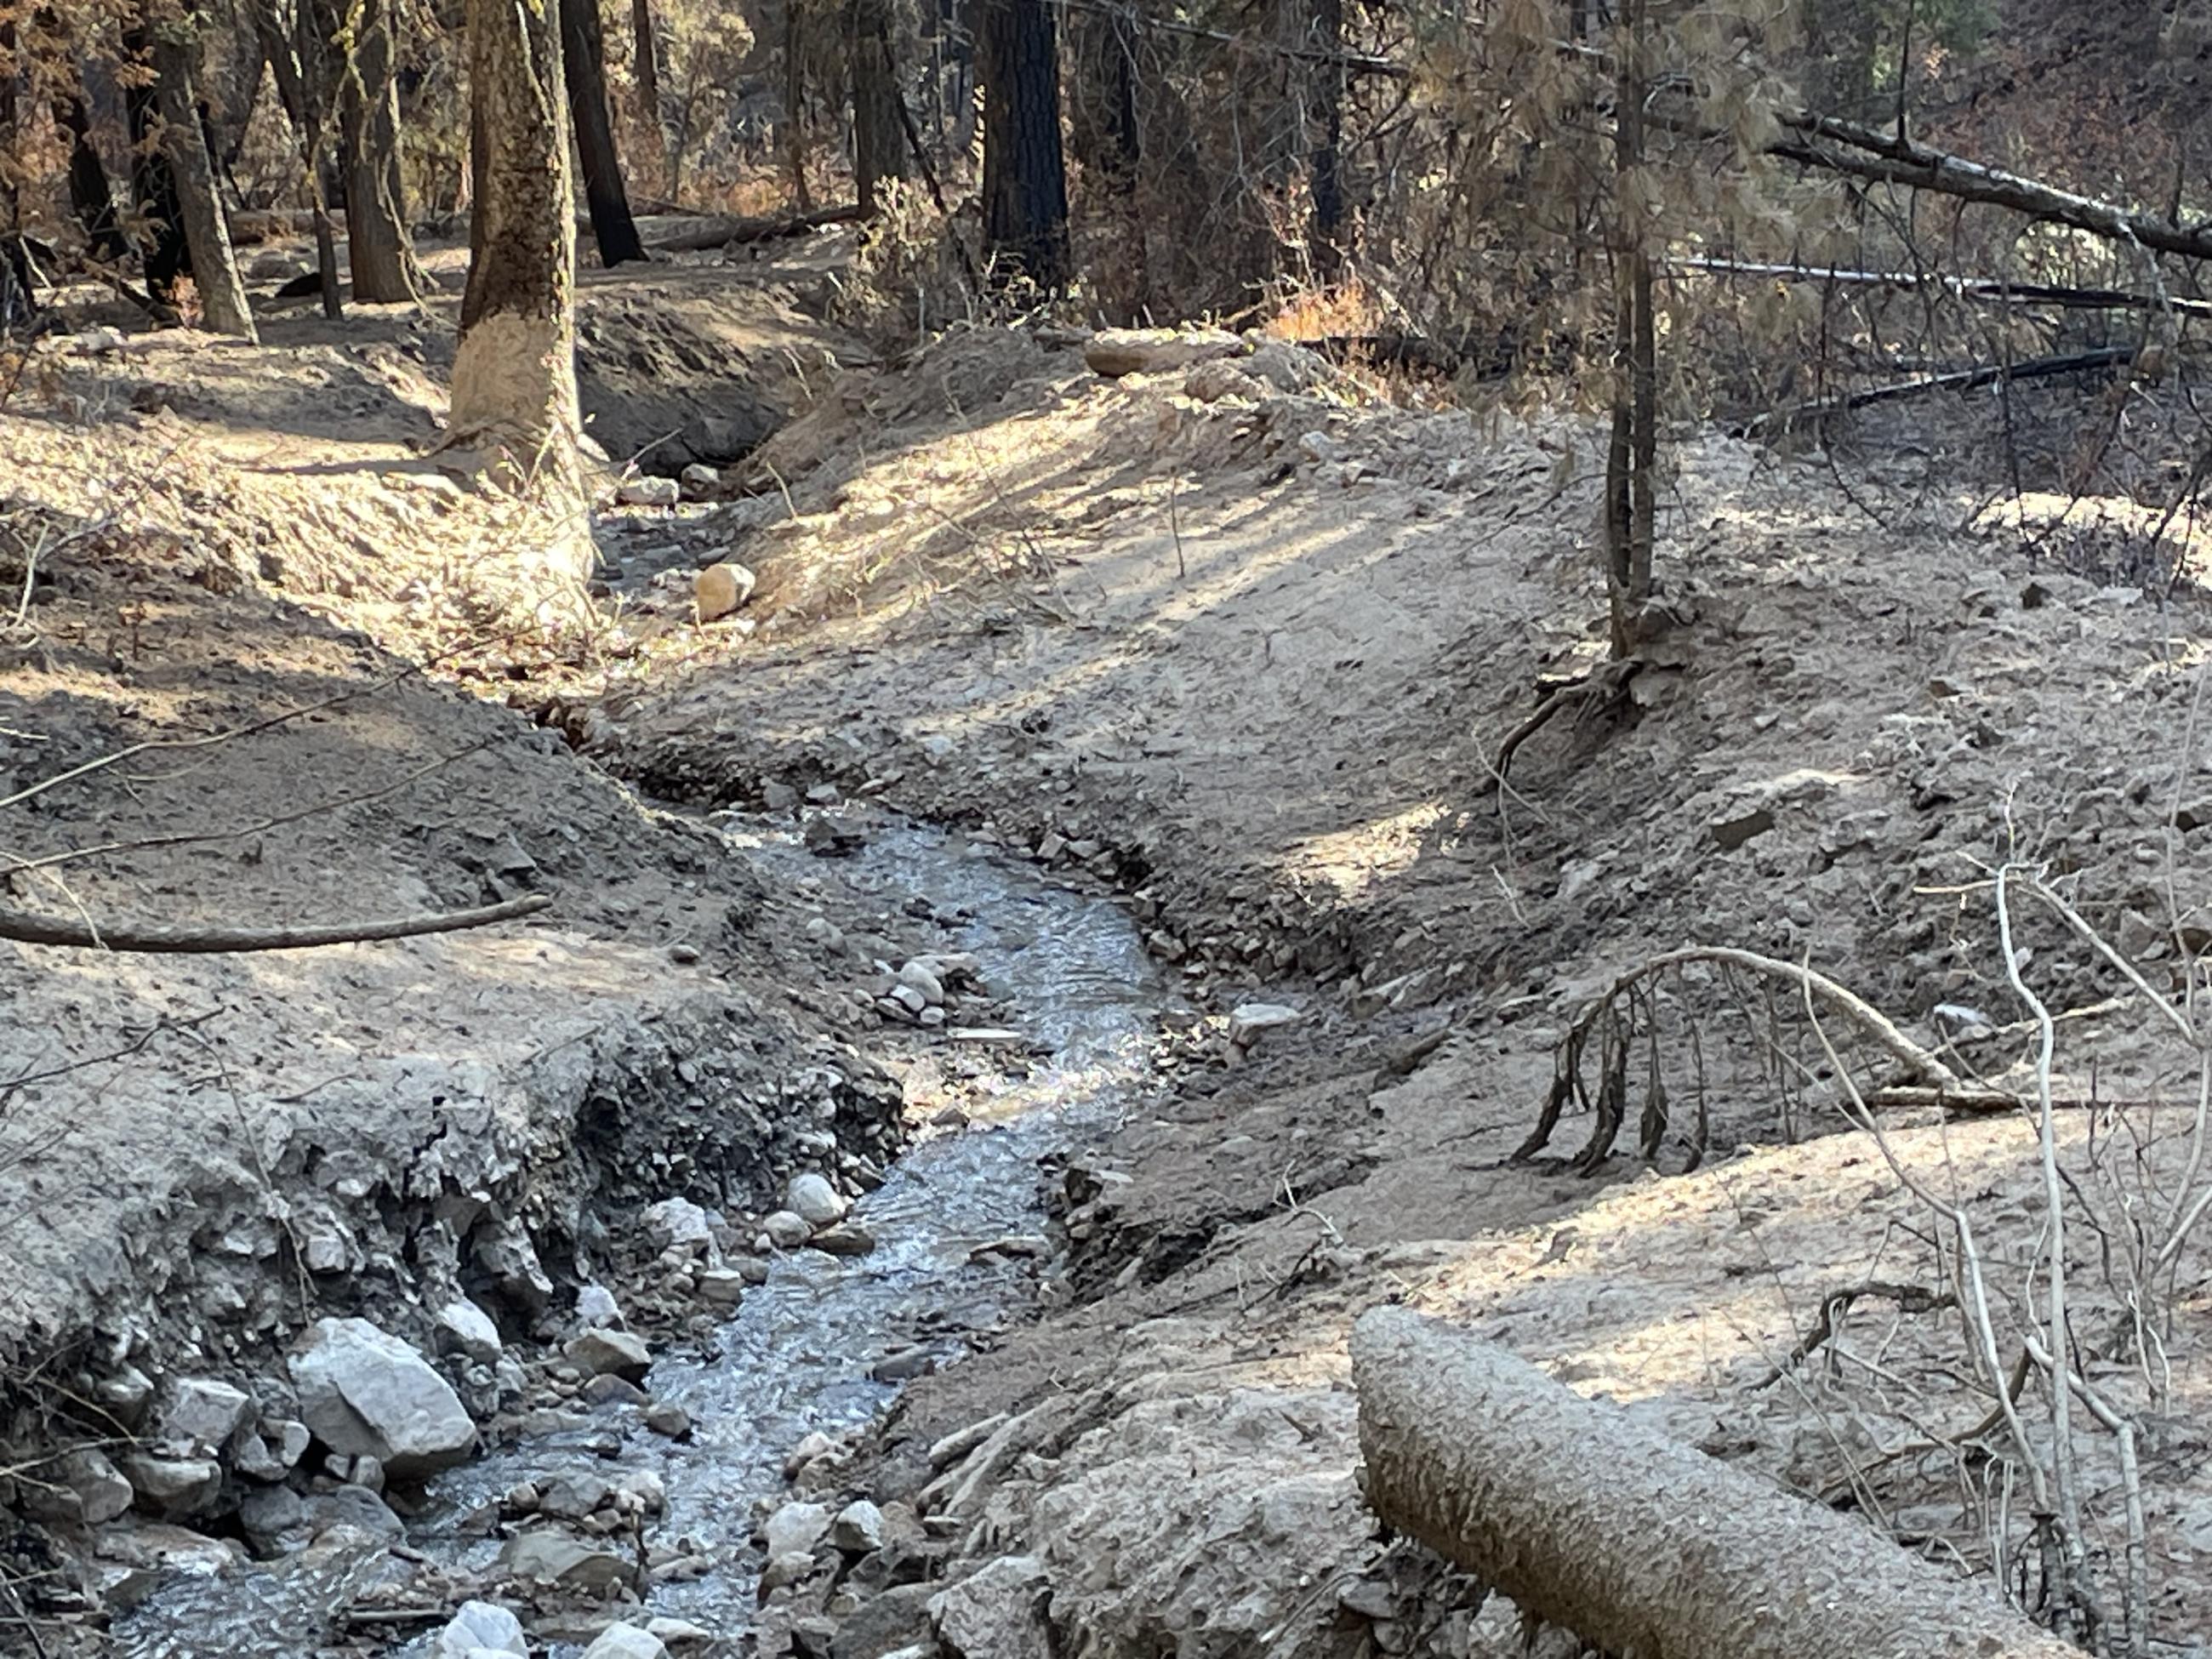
123,20,191,313
978,0,1066,289
847,0,905,215
1602,0,1654,658
1305,0,1344,274
628,0,671,194
148,15,257,338
450,0,593,582
561,0,646,265
255,0,344,316
337,0,424,301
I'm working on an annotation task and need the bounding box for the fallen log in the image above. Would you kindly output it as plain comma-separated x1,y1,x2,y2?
1352,1307,2081,1659
1740,346,2134,437
647,203,862,254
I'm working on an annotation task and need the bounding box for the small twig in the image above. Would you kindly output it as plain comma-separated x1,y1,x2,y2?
0,892,551,953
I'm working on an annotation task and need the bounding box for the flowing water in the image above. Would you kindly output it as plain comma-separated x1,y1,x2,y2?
111,815,1168,1656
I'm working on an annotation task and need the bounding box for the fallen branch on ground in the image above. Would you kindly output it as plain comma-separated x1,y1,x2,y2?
1353,1307,2082,1659
647,204,862,254
0,892,550,953
1739,348,2135,437
1753,1280,1958,1388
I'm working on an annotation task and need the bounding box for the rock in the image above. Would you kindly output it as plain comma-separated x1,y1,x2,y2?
349,1453,387,1494
793,1615,841,1659
761,1550,821,1593
647,1616,714,1649
74,326,127,355
248,248,307,281
583,1372,651,1406
695,562,758,622
784,1431,837,1478
763,780,801,812
679,462,721,495
539,1472,614,1521
931,1555,1052,1659
476,1218,555,1311
695,1268,749,1307
440,1600,528,1658
1297,430,1345,465
831,1500,887,1553
643,1197,718,1257
1084,328,1242,379
895,961,945,1006
576,1283,625,1328
275,1418,312,1468
926,1414,1009,1470
787,1172,848,1228
94,1365,156,1428
436,1300,505,1365
566,1327,653,1382
811,1225,876,1257
1708,804,1776,850
644,1399,693,1439
617,1468,668,1515
23,1449,134,1525
765,1500,833,1558
584,1622,667,1659
1183,360,1267,403
160,1377,252,1451
1228,1002,1302,1045
762,1210,812,1249
832,1582,937,1659
870,1348,937,1382
237,1485,310,1555
307,1484,406,1542
117,1452,222,1514
289,1317,479,1479
499,1531,632,1592
807,782,844,806
618,475,681,508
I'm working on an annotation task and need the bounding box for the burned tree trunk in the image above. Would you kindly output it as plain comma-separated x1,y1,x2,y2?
254,0,342,316
337,0,422,301
978,0,1066,290
57,85,131,261
783,0,813,211
1305,0,1344,272
1353,1309,2083,1659
847,0,906,214
1603,0,1653,658
451,0,591,578
560,0,645,265
124,23,191,312
630,0,671,194
149,20,257,338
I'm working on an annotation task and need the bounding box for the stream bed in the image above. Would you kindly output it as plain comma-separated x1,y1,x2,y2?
111,815,1169,1656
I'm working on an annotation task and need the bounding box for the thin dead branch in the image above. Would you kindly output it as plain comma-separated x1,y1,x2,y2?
0,892,551,953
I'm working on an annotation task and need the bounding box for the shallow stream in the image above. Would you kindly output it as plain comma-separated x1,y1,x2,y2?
111,816,1167,1656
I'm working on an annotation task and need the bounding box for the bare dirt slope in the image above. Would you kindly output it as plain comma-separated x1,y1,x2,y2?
605,328,2212,1652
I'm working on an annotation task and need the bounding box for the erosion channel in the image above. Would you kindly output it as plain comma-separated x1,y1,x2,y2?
110,812,1172,1657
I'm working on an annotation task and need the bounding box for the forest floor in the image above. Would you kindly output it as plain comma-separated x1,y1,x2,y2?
6,228,2212,1656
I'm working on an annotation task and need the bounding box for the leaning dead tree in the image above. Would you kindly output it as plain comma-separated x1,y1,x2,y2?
1354,1308,2082,1659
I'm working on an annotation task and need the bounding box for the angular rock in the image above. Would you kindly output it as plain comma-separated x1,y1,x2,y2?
618,475,681,508
695,1268,749,1307
585,1624,670,1659
1228,1002,1302,1046
870,1348,937,1382
566,1327,653,1383
930,1555,1052,1659
786,1172,848,1228
289,1317,479,1479
583,1372,651,1406
307,1484,406,1542
761,1550,820,1593
539,1472,613,1521
499,1531,632,1592
643,1197,717,1257
833,1582,937,1659
575,1282,625,1328
160,1377,252,1451
679,462,721,494
1708,805,1776,851
118,1452,222,1514
94,1365,157,1428
644,1399,693,1440
475,1218,554,1311
895,961,945,1006
435,1300,505,1365
695,562,758,623
617,1468,667,1515
647,1617,714,1650
23,1449,134,1525
237,1485,310,1556
439,1600,528,1659
765,1500,832,1559
762,1210,812,1249
831,1499,887,1554
812,1225,877,1257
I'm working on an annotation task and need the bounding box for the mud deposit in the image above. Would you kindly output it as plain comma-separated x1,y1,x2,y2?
107,817,1168,1656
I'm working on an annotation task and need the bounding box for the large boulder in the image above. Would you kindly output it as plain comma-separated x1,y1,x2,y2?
288,1317,478,1479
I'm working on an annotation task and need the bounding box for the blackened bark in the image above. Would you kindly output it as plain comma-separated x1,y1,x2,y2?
630,0,670,192
1068,9,1137,182
560,0,646,265
123,23,191,312
1306,0,1343,271
58,89,130,261
151,21,258,339
847,0,906,214
254,0,343,316
784,0,813,211
338,0,422,300
978,0,1066,290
